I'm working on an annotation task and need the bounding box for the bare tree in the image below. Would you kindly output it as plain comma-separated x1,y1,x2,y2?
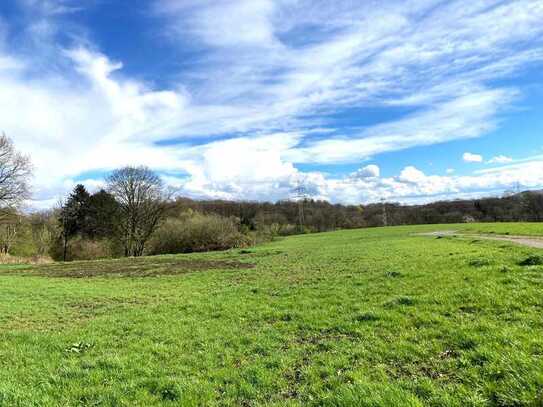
0,209,22,254
29,210,57,257
106,166,170,257
0,133,32,213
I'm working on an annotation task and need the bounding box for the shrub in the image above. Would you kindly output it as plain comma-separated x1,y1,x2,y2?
253,223,281,244
49,237,115,261
278,224,299,236
252,223,305,244
147,212,252,255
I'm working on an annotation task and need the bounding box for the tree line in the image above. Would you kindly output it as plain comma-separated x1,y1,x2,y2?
167,191,543,232
360,192,543,226
48,187,541,260
0,133,542,262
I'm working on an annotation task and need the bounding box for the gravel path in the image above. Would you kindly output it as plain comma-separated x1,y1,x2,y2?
417,231,543,249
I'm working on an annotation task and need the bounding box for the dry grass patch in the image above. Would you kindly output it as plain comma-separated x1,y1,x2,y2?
2,257,254,278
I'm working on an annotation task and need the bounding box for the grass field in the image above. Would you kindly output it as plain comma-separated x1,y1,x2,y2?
1,223,542,406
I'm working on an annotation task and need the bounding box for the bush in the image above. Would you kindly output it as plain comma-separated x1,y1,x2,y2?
252,223,302,244
49,237,115,261
147,212,252,255
253,223,280,244
278,224,300,236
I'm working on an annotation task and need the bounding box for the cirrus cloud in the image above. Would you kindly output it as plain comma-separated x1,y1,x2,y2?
1,0,542,207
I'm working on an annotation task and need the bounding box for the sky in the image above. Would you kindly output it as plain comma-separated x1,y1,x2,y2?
1,0,543,208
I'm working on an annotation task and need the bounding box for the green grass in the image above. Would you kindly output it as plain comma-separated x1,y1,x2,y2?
436,222,543,237
1,223,543,406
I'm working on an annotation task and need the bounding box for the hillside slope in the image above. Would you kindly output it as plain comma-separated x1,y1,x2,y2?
1,223,542,406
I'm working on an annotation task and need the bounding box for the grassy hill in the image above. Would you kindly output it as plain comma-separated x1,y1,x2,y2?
1,223,542,406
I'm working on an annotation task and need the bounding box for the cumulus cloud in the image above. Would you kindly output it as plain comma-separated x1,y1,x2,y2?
320,159,543,205
177,133,302,201
488,155,513,164
398,166,426,183
352,164,380,179
463,152,484,163
0,46,189,202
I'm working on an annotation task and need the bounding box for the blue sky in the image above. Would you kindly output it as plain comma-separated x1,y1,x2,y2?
1,0,543,207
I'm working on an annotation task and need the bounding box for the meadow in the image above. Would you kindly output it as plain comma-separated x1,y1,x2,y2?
1,223,542,406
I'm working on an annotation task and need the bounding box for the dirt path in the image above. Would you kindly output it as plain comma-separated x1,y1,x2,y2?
417,231,543,249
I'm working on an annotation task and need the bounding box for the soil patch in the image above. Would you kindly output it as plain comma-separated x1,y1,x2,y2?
4,258,254,278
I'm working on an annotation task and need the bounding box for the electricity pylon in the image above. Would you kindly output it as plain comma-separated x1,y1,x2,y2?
291,179,309,232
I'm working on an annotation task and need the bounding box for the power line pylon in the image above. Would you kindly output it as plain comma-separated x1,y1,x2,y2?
292,180,309,232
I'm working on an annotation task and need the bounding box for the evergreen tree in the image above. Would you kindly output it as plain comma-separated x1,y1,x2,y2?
84,189,119,239
58,184,90,261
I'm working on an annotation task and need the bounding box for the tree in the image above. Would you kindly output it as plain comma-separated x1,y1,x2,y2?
70,184,91,229
0,133,32,213
106,166,170,257
58,184,90,261
0,209,22,254
521,191,543,221
29,210,57,257
84,189,119,239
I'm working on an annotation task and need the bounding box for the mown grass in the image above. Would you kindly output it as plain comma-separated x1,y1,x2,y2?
0,223,542,406
443,222,543,237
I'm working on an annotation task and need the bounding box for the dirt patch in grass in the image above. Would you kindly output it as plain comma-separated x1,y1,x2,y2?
6,257,254,278
469,258,492,268
385,296,416,308
354,312,380,322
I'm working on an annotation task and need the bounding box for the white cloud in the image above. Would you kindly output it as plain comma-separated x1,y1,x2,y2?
320,159,543,205
159,0,277,48
2,0,543,207
18,0,85,16
463,152,483,163
398,166,426,183
287,89,513,164
352,164,380,179
0,46,190,203
153,0,543,142
177,133,302,201
487,155,513,164
155,148,543,205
